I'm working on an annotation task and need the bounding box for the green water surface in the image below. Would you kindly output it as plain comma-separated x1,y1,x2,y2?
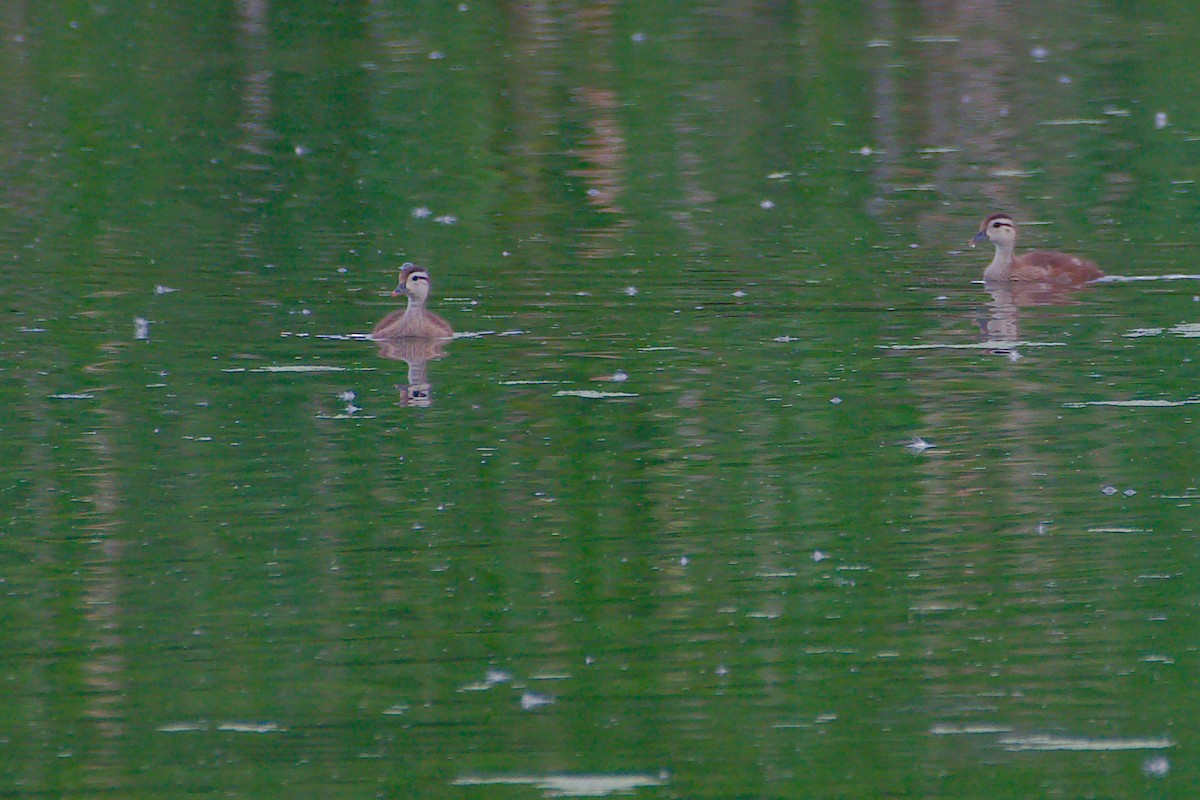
1,2,1198,798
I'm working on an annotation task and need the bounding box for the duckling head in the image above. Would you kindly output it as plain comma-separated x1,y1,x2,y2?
392,262,432,300
971,213,1017,248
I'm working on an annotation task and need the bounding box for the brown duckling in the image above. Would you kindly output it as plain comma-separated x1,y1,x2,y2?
971,213,1103,284
371,262,453,339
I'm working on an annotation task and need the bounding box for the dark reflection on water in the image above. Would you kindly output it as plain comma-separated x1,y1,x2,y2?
375,336,448,407
2,1,1200,798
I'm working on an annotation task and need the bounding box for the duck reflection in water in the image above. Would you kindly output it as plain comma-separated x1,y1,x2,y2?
372,263,453,407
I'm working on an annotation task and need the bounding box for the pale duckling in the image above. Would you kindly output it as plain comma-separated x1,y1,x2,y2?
372,263,453,339
971,213,1103,284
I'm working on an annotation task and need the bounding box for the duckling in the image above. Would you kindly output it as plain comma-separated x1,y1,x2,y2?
971,213,1103,284
372,263,453,339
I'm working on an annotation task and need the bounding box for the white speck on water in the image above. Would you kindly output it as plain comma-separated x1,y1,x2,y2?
830,397,842,404
760,199,775,209
906,436,935,453
623,285,638,296
337,390,356,402
485,668,513,685
732,289,746,298
767,171,791,179
412,206,432,219
434,214,457,225
1143,755,1171,777
715,664,729,676
812,550,829,563
1155,111,1169,129
134,317,150,340
630,31,646,43
154,284,178,294
429,50,444,60
866,39,891,48
1102,485,1118,496
610,370,628,382
48,393,95,400
859,145,873,156
519,692,554,711
1031,45,1049,61
1057,74,1072,85
293,144,309,157
773,335,798,342
1124,488,1137,497
680,556,689,567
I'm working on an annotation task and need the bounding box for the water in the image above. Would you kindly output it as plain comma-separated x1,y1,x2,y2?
2,2,1199,797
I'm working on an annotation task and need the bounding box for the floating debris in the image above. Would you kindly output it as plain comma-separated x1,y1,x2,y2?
134,316,150,340
554,390,638,399
1065,399,1200,408
1038,118,1107,126
452,773,666,797
157,721,208,733
1096,274,1200,282
248,365,352,373
998,734,1173,752
48,393,95,400
215,722,284,734
154,284,178,294
880,341,1065,350
930,723,1015,736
